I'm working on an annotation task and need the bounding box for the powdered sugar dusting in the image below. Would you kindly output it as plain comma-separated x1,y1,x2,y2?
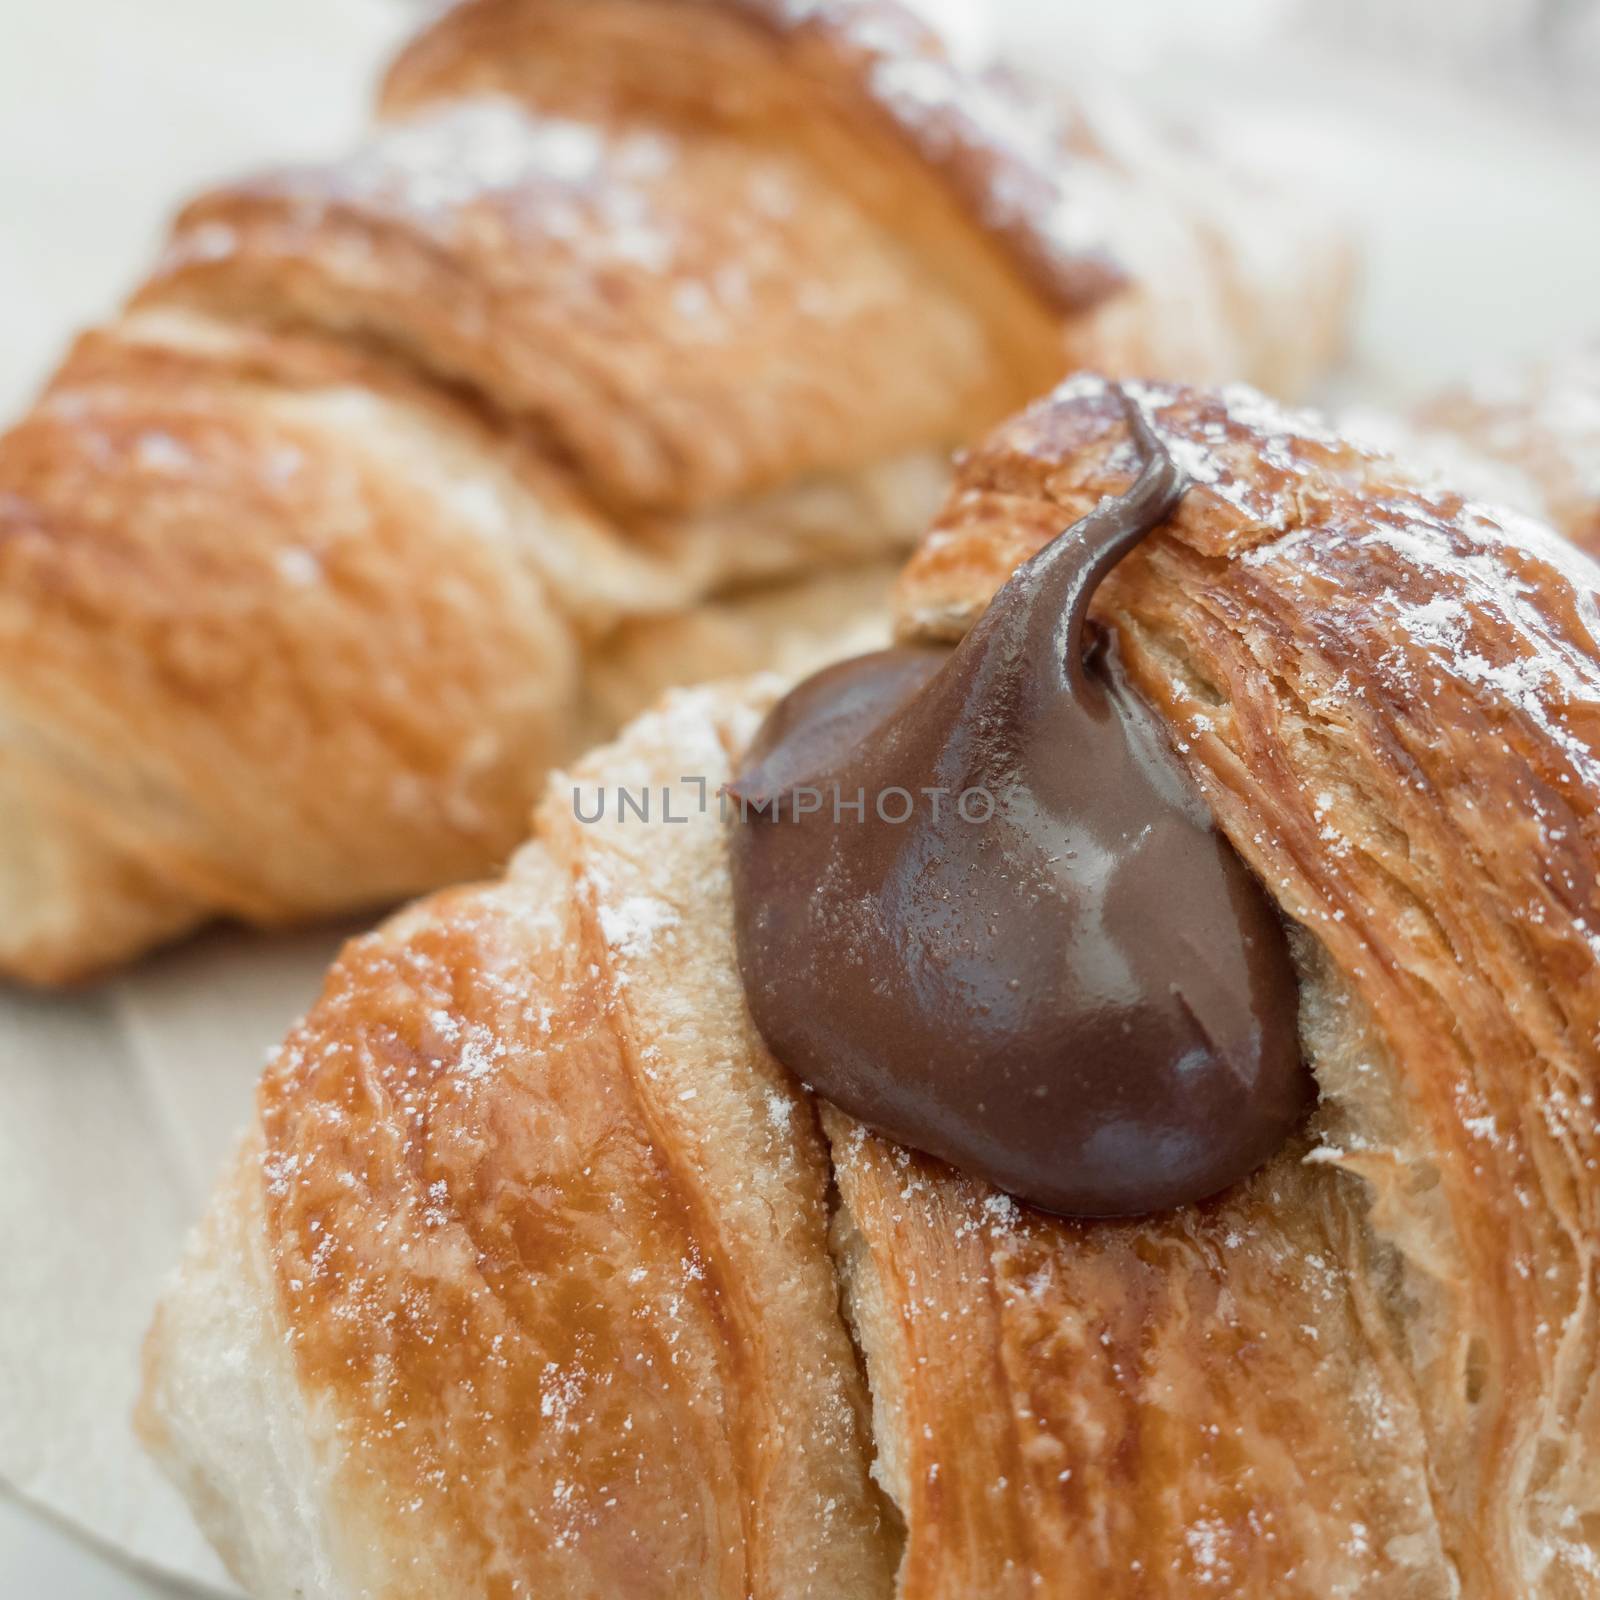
1183,1515,1234,1587
174,96,683,283
1428,342,1600,507
372,99,614,199
762,0,992,72
358,98,677,270
867,52,1108,266
757,0,1118,305
595,893,679,961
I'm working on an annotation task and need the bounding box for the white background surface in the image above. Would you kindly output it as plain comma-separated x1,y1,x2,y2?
0,2,1597,1596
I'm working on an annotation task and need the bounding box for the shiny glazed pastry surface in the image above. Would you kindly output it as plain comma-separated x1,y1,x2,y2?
0,0,1351,984
142,379,1600,1597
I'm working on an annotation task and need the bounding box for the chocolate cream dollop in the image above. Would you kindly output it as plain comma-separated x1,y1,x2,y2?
727,394,1312,1216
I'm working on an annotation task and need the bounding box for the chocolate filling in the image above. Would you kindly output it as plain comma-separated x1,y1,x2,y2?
727,391,1312,1216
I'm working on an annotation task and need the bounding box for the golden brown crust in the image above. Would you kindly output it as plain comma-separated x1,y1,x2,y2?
885,375,1600,1596
0,314,588,955
236,685,898,1596
828,1115,1450,1598
141,100,1027,518
0,0,1350,982
145,387,1600,1592
377,0,1352,407
380,0,1128,319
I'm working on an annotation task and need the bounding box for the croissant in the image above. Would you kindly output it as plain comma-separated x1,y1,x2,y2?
1341,345,1600,561
0,0,1351,984
1409,343,1600,556
140,377,1600,1597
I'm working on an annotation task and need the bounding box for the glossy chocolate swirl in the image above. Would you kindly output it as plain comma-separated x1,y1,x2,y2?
727,394,1312,1216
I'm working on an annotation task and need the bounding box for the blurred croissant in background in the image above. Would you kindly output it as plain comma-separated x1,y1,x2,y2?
0,0,1352,984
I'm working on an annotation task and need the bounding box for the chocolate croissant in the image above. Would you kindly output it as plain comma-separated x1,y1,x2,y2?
140,378,1600,1597
0,0,1350,984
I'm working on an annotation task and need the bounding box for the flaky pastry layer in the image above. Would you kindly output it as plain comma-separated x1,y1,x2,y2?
144,380,1600,1597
